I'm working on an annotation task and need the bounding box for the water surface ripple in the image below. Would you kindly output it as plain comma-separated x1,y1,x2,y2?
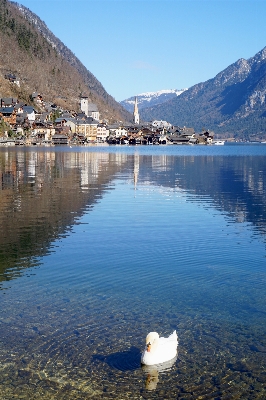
0,145,266,399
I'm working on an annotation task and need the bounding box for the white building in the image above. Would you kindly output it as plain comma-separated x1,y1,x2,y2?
80,96,100,121
152,120,171,129
17,106,37,122
133,97,139,124
108,125,128,138
97,124,109,142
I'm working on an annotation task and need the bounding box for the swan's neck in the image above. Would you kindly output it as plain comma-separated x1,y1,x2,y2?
150,337,159,353
146,332,160,354
151,339,159,353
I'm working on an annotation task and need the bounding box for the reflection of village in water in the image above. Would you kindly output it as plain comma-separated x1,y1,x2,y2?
0,149,130,282
1,147,266,398
1,148,266,285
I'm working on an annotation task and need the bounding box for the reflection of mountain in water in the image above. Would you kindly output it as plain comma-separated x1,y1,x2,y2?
1,150,265,286
136,155,266,237
0,149,129,285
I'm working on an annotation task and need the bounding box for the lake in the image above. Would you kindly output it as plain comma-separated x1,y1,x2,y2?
0,143,266,399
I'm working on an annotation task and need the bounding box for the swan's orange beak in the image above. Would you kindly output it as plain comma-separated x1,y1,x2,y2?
147,343,151,352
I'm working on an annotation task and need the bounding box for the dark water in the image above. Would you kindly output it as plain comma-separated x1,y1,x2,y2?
0,144,266,399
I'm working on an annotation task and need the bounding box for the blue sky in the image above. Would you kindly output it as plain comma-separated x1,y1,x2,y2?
16,0,266,101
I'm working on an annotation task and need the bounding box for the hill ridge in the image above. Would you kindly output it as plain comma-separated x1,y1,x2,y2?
141,47,266,138
120,88,187,113
0,0,131,122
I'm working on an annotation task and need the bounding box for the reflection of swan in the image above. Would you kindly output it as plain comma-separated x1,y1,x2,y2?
144,369,159,390
142,355,177,390
141,331,178,365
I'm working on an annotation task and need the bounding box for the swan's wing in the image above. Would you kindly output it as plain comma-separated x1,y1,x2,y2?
159,330,178,344
168,330,178,340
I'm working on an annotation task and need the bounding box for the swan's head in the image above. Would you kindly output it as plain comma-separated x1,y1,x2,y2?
145,332,159,353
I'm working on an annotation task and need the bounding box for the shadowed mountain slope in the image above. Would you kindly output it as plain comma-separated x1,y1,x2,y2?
141,48,266,139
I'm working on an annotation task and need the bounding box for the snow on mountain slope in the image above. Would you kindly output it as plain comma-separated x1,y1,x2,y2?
120,89,187,112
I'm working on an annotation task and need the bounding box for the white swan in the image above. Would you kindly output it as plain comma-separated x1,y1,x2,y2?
141,330,178,366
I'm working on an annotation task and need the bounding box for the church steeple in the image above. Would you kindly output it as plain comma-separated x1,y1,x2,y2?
133,96,139,124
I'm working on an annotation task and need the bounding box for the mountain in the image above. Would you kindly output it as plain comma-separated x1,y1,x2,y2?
140,48,266,139
120,89,187,113
0,0,131,122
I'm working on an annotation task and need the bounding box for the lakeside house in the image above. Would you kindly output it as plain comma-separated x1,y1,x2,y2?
97,123,109,142
52,134,69,145
1,97,18,107
32,121,55,142
17,106,37,122
0,106,18,126
0,94,215,145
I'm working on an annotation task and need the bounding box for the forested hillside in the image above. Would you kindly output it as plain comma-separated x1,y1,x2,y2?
0,0,131,122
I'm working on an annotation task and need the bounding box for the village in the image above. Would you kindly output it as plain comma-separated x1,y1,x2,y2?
0,84,216,146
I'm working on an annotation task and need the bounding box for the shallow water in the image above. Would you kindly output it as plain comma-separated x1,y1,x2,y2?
0,144,266,399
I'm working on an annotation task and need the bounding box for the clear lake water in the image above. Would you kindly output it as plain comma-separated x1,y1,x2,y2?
0,143,266,399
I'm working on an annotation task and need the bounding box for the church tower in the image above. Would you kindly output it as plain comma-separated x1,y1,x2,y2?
80,95,89,116
133,96,139,124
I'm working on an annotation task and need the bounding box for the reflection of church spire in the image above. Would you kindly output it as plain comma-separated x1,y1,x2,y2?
133,96,139,124
134,153,139,189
